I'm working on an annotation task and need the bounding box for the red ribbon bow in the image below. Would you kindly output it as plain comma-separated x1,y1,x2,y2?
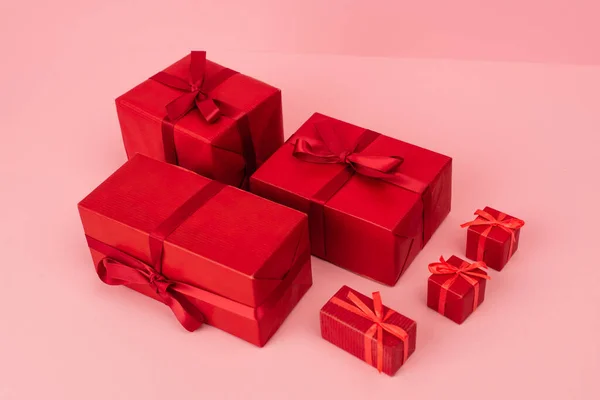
149,51,257,188
460,209,525,261
293,121,428,193
428,256,490,315
331,291,409,373
151,51,222,124
86,180,226,331
94,244,206,332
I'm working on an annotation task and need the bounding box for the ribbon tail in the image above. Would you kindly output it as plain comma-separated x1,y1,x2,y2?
346,292,379,321
293,137,342,164
196,97,221,123
372,292,383,320
381,171,429,193
330,296,369,317
464,271,490,280
162,289,204,332
189,51,207,85
347,154,403,174
165,92,199,121
345,156,427,194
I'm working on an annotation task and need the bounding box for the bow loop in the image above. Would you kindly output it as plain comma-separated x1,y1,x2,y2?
86,234,209,332
292,122,428,194
461,209,524,231
428,256,490,280
346,154,404,174
151,51,222,124
97,255,204,332
293,137,345,164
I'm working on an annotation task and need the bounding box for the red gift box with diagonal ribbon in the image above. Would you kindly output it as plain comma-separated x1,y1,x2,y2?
116,51,284,189
461,207,525,271
320,286,417,376
250,113,452,285
427,256,490,324
77,154,311,346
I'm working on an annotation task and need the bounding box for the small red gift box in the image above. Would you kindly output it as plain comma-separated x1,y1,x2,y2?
427,256,490,324
78,154,311,346
461,207,525,271
320,286,417,376
250,113,452,285
116,51,284,188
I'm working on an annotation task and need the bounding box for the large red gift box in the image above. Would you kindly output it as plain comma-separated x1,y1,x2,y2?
116,51,284,188
427,256,489,324
320,286,417,376
250,113,452,285
461,207,525,271
78,154,311,346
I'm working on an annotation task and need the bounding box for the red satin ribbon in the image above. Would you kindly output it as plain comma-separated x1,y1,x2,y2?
293,121,428,193
460,209,525,261
150,51,256,186
428,257,489,315
331,291,409,373
292,121,428,259
87,180,225,331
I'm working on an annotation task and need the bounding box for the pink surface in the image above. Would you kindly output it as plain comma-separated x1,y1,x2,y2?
4,0,600,65
2,2,600,399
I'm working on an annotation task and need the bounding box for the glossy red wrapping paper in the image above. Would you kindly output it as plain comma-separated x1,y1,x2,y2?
320,286,416,376
78,154,311,346
463,207,524,271
250,113,452,285
116,51,284,188
427,256,489,324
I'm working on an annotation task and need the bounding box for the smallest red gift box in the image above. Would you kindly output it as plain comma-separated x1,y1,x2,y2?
461,207,525,271
427,256,490,324
320,286,416,376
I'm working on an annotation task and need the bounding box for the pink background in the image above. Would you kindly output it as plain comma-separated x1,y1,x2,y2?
2,1,599,399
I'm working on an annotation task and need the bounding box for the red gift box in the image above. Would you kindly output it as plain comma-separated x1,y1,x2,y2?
116,51,284,188
461,207,525,271
427,256,490,324
250,113,452,285
78,154,311,346
320,286,416,376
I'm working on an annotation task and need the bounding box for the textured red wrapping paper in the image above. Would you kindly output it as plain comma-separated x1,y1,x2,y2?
116,51,284,188
250,113,452,285
427,256,488,324
320,286,416,376
78,154,311,346
464,207,523,271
